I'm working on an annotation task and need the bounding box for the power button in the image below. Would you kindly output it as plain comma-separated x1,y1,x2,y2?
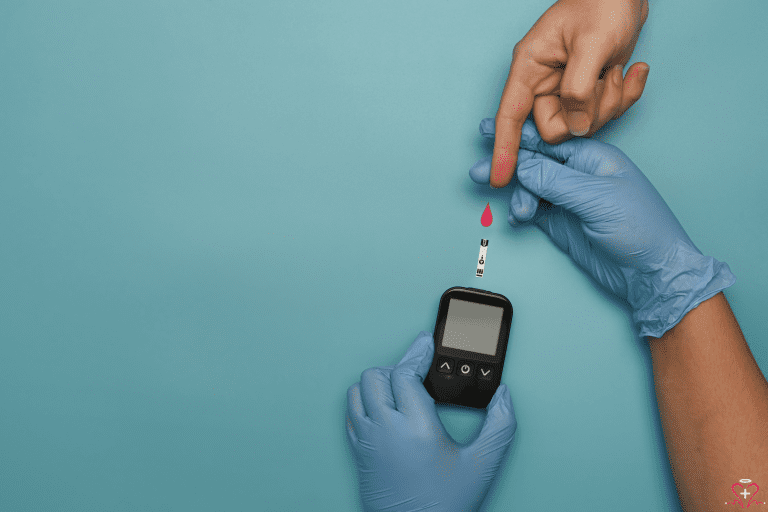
458,361,474,377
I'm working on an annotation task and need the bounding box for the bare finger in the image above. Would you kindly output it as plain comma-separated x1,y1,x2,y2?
614,62,650,119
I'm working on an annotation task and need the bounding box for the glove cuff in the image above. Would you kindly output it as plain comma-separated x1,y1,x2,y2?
629,243,736,339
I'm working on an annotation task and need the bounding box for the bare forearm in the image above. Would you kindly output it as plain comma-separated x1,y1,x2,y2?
650,293,768,511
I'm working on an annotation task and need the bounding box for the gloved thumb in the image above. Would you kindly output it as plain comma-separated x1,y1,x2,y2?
466,384,516,474
390,331,439,416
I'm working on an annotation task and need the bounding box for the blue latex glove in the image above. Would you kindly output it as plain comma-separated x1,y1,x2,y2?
346,331,516,512
470,118,736,338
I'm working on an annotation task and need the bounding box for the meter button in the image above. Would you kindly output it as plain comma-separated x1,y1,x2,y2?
437,357,454,374
458,361,474,377
477,366,493,381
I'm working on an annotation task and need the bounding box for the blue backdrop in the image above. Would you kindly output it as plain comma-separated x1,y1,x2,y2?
1,1,766,510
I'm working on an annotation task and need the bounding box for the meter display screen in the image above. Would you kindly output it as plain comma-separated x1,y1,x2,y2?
441,298,504,356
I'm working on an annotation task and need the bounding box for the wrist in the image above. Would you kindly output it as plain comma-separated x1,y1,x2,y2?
628,243,736,339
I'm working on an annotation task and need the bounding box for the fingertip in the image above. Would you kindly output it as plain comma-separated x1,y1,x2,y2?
347,381,360,400
625,62,649,83
507,209,520,227
565,110,591,137
479,118,496,138
490,170,513,189
469,156,492,184
346,382,365,425
418,331,435,355
490,384,515,422
394,331,434,379
618,63,650,115
409,331,433,355
490,154,515,188
509,185,539,223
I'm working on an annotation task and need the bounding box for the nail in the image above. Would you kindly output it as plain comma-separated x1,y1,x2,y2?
566,111,590,136
641,66,650,81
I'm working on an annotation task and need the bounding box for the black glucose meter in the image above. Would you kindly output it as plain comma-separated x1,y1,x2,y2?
423,286,513,409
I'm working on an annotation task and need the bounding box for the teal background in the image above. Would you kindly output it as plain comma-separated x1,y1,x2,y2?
1,1,766,510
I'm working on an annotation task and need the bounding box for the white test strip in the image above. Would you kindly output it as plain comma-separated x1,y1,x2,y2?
476,239,488,277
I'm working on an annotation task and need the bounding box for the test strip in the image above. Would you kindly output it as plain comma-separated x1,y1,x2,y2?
476,239,488,277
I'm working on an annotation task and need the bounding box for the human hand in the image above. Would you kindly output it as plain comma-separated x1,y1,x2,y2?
490,0,650,188
346,331,516,512
471,119,735,338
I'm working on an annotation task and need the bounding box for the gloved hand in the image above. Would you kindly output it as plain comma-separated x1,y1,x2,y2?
346,331,517,512
470,118,736,338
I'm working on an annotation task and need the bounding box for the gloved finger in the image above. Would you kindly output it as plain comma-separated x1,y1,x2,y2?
359,366,396,425
508,184,540,225
346,382,367,447
391,331,438,416
479,117,495,138
515,158,607,222
508,150,562,224
469,156,492,184
465,384,516,468
559,40,613,137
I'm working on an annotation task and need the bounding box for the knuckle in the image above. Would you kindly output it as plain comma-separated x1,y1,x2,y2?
537,119,571,144
360,367,378,382
560,86,593,103
511,39,531,63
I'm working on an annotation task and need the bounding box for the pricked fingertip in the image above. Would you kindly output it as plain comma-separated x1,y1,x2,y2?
492,169,514,189
491,155,514,188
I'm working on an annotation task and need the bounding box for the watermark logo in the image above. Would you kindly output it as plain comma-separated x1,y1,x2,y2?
727,479,766,508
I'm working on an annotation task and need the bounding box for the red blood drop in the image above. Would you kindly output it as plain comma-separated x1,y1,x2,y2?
481,203,493,227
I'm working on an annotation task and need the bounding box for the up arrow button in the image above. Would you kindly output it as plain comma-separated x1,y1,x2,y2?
437,357,454,374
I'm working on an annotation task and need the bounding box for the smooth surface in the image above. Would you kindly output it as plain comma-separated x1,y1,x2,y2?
1,1,766,510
